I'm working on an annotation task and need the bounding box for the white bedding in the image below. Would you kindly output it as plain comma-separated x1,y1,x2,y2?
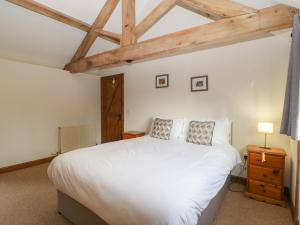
48,136,241,225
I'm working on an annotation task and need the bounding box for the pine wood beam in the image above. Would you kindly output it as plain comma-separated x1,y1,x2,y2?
7,0,121,46
65,5,297,73
6,0,91,32
94,29,121,44
177,0,257,20
121,0,136,46
134,0,177,39
68,0,119,64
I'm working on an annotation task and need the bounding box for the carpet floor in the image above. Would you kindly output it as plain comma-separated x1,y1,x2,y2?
0,163,294,225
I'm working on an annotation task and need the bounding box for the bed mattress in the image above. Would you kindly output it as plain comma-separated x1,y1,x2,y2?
48,136,240,225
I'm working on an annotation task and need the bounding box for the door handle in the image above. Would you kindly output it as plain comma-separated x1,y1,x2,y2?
108,113,122,121
117,114,122,121
113,113,122,120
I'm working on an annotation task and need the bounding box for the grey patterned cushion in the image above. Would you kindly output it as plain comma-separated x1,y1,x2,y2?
150,118,173,140
186,121,215,145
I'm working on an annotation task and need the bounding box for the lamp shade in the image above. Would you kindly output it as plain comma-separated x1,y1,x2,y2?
258,122,274,134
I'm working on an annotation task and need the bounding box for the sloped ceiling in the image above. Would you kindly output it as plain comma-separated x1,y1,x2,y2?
0,0,299,73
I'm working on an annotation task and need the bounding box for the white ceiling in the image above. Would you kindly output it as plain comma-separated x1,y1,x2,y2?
0,0,299,72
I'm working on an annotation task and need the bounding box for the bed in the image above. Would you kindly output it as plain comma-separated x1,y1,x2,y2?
48,134,240,225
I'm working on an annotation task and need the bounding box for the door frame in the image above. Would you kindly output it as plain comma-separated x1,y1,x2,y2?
295,142,300,222
100,73,124,143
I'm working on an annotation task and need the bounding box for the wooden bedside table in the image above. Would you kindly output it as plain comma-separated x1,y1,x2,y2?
245,145,286,207
123,131,145,140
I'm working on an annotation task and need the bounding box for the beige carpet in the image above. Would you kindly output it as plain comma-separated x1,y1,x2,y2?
0,164,294,225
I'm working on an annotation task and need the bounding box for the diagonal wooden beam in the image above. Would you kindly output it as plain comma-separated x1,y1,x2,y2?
68,0,119,64
177,0,257,20
121,0,136,46
94,29,120,44
6,0,91,32
7,0,121,45
134,0,177,39
65,4,297,73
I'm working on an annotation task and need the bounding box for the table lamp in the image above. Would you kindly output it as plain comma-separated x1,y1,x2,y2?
258,122,274,149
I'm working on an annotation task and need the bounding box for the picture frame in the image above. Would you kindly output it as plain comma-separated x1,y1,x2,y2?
191,75,208,92
156,74,169,88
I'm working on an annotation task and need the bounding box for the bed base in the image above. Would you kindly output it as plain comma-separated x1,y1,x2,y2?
57,177,229,225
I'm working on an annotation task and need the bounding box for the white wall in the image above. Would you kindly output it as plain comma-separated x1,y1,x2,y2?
99,34,292,186
0,58,100,168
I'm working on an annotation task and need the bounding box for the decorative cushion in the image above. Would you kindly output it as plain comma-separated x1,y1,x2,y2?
182,119,232,144
150,118,173,140
150,117,185,140
186,121,215,145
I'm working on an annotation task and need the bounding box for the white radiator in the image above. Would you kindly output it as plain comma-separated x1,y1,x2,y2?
58,125,96,153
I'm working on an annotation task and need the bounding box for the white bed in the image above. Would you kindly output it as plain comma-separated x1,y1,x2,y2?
48,135,240,225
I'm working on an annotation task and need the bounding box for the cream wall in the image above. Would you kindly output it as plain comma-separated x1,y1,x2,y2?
99,35,292,186
0,58,100,168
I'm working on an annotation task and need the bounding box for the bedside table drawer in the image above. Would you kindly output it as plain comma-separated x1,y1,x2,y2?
249,152,283,169
248,165,282,185
248,179,282,200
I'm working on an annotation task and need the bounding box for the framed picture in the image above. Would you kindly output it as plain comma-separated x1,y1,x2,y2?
156,74,169,88
191,75,208,92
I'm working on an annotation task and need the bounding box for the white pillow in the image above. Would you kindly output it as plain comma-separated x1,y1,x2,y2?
183,119,232,144
212,119,232,144
150,117,185,140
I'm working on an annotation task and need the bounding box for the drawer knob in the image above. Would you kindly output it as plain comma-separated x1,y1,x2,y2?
273,170,279,175
262,152,266,163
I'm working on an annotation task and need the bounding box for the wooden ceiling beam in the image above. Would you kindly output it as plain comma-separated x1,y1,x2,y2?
94,29,121,44
68,0,119,64
6,0,91,32
177,0,257,20
65,5,297,73
7,0,121,45
134,0,177,39
121,0,136,46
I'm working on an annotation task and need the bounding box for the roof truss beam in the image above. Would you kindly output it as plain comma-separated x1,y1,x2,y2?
134,0,257,40
69,0,120,63
64,5,297,73
177,0,257,20
6,0,121,46
134,0,177,39
121,0,136,46
6,0,91,32
94,29,121,45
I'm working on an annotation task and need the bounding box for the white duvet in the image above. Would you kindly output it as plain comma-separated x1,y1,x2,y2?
48,136,241,225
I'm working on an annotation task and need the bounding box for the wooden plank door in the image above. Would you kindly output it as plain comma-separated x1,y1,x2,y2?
101,74,124,143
